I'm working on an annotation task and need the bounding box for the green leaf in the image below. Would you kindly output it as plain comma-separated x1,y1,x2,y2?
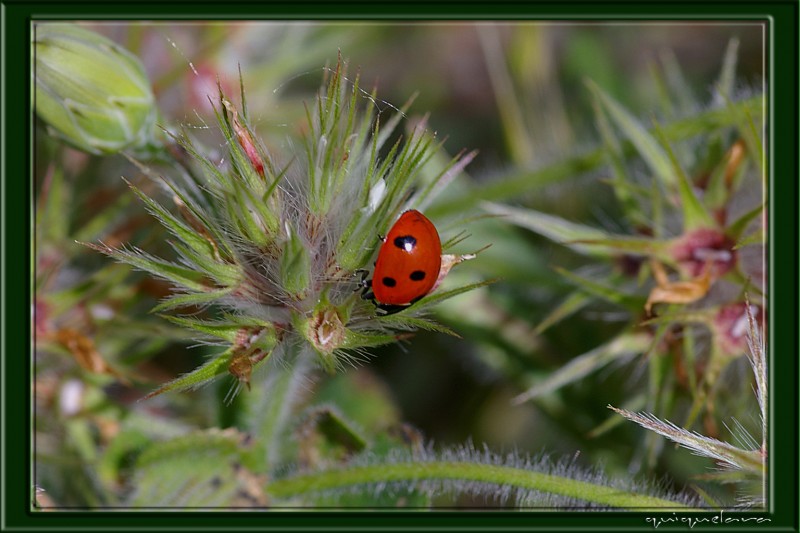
720,93,765,191
37,165,71,244
513,333,649,404
142,350,234,399
478,25,534,166
166,128,230,204
150,287,235,313
483,202,614,257
733,229,764,250
586,79,675,188
416,149,478,213
532,291,592,336
280,225,311,299
339,329,402,350
377,315,460,337
610,407,764,475
644,342,674,468
554,267,643,310
399,278,498,314
223,181,273,248
84,242,207,292
658,49,695,116
649,177,666,239
374,95,417,162
298,406,368,459
728,203,764,241
702,140,741,211
97,427,151,492
128,429,264,506
563,236,665,257
640,309,713,329
682,326,700,400
650,122,716,231
169,240,240,286
484,202,666,259
156,172,235,259
159,315,277,347
591,90,648,228
124,178,220,261
430,96,763,217
713,38,739,105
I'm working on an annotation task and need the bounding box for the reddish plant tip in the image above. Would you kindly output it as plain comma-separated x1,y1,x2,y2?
235,122,265,178
713,302,765,356
224,99,266,179
671,228,736,278
34,299,51,338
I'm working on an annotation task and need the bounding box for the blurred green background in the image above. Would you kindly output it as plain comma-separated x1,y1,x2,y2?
34,21,765,507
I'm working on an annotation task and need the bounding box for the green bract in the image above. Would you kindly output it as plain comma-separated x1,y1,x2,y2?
33,24,157,155
89,58,483,398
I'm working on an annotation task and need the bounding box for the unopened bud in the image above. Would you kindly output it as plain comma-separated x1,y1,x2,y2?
713,302,764,356
670,228,736,278
34,24,157,155
299,307,347,373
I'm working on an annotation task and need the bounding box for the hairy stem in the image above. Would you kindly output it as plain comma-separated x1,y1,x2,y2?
267,461,690,509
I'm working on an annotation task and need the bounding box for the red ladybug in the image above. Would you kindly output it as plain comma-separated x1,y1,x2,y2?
361,210,442,313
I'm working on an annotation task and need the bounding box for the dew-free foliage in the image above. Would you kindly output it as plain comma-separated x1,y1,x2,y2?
33,23,765,510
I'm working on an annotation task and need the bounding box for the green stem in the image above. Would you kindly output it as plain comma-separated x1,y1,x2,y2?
244,346,312,473
267,461,690,509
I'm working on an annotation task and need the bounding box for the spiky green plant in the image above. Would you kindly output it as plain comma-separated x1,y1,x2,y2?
34,25,763,511
34,151,194,508
463,38,765,505
86,58,485,400
64,52,699,511
611,302,767,507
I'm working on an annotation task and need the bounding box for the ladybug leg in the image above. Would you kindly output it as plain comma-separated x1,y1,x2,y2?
354,269,375,300
354,269,370,287
361,287,375,301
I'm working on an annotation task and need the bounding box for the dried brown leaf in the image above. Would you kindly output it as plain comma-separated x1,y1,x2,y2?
52,327,128,383
645,260,712,315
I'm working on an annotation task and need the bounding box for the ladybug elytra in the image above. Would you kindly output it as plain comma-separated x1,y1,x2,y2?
361,210,442,313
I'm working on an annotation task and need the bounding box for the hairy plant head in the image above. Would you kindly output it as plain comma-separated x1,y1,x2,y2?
88,58,484,399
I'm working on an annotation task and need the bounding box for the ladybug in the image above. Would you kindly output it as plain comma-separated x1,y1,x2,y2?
360,209,442,314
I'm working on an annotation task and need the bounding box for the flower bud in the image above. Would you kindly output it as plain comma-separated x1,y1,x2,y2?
713,302,764,356
223,99,266,179
670,228,736,278
279,221,311,300
298,307,347,373
33,24,157,155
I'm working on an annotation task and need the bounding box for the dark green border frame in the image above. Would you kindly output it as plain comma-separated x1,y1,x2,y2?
4,1,797,531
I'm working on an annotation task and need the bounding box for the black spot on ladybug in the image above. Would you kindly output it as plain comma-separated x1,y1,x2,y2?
393,235,417,252
409,270,426,281
382,276,397,287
